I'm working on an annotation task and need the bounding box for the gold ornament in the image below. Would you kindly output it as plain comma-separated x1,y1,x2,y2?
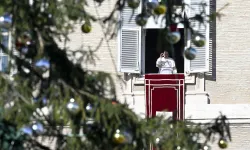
192,33,206,47
218,139,228,149
81,23,92,33
154,5,167,15
113,129,133,144
127,0,140,9
113,130,126,144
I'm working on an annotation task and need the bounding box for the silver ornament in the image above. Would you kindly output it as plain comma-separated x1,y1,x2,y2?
0,14,12,28
147,0,159,9
21,126,33,135
184,47,197,60
86,103,93,112
155,137,161,144
203,145,211,150
21,46,29,54
127,0,140,9
32,122,44,134
192,33,206,47
67,98,80,114
136,14,148,26
166,31,181,44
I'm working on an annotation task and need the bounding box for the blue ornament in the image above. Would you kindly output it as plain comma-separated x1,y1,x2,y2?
33,97,47,105
32,122,44,134
0,14,12,28
21,46,29,54
21,126,33,135
42,97,47,104
35,59,50,68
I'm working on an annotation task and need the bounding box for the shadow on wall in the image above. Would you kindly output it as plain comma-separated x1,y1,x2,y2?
205,0,216,81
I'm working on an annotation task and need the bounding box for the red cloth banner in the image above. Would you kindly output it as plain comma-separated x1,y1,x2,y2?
145,74,185,120
145,74,185,150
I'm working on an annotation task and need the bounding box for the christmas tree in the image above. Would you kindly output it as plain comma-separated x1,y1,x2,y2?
0,0,231,150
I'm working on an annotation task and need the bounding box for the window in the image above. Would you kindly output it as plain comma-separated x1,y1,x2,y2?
185,0,210,73
143,28,185,74
118,0,211,75
0,28,9,72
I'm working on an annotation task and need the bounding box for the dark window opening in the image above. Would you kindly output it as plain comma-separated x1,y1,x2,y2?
144,29,184,74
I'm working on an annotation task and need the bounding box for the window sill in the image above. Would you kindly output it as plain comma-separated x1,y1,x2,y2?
134,75,145,85
185,91,209,95
134,73,190,85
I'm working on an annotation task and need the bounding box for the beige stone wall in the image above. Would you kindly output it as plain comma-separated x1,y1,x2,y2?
213,124,250,150
63,0,127,101
60,0,250,149
205,0,250,104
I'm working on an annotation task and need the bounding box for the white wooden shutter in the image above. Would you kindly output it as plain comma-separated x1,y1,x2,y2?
205,0,216,79
186,0,209,73
118,4,141,73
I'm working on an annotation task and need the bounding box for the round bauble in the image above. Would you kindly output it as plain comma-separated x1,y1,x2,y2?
20,46,29,54
0,14,12,29
155,137,161,144
35,59,50,69
94,0,105,3
113,129,133,144
81,23,92,33
21,126,33,135
218,138,228,149
66,98,80,114
192,33,206,47
203,145,211,150
184,47,197,60
127,0,140,9
147,0,159,9
86,103,93,112
154,5,167,15
32,122,44,135
166,31,181,44
135,14,148,26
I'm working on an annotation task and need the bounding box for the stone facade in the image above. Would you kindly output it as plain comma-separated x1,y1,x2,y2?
63,0,250,149
205,0,250,104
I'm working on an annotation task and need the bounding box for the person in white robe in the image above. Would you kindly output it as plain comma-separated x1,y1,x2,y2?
156,51,177,74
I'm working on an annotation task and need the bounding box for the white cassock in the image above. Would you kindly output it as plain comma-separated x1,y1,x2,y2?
156,57,177,74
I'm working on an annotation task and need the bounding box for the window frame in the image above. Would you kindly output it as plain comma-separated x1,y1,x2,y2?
118,0,211,77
